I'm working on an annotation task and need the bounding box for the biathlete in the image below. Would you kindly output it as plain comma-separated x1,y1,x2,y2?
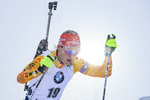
17,30,117,100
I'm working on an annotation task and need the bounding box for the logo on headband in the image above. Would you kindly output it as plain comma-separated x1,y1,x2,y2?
67,41,80,45
59,39,66,41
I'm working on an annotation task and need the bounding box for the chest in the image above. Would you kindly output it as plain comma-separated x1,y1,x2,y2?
28,65,74,100
42,65,73,86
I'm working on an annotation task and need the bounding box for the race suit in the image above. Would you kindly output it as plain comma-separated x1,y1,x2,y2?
17,50,112,100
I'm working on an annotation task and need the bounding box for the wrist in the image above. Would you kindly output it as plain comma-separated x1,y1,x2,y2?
38,65,47,73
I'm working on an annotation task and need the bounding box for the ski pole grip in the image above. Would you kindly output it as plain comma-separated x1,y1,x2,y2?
49,1,58,10
108,47,111,55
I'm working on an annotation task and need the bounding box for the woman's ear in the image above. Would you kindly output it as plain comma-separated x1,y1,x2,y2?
57,45,60,49
57,46,63,51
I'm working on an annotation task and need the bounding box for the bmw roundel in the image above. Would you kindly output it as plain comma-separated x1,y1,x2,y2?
54,71,64,84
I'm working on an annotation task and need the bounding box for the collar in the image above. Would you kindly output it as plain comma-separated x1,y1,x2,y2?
51,50,65,68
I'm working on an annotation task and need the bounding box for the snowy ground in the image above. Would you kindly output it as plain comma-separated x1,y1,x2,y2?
0,0,150,100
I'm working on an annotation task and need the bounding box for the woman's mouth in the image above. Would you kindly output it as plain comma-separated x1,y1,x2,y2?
67,59,71,62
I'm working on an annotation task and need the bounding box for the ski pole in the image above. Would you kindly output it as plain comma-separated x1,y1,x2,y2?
102,47,111,100
29,1,58,100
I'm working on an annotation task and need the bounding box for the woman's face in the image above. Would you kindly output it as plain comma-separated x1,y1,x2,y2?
57,46,80,65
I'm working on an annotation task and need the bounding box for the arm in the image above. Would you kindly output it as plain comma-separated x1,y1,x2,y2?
74,34,117,78
73,56,112,78
83,56,112,78
17,55,44,84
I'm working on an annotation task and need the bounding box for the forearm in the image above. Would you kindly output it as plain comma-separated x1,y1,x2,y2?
17,55,44,84
83,56,112,78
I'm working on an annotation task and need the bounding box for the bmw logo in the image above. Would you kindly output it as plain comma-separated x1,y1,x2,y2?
54,71,64,84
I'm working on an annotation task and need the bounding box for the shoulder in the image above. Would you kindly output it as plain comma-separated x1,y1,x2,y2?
50,50,57,57
72,57,87,73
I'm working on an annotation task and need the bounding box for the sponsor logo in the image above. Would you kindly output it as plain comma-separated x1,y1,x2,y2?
67,41,80,45
59,39,66,41
24,72,28,78
35,58,42,62
54,71,64,84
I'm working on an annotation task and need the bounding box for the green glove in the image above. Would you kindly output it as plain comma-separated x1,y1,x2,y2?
104,34,117,56
40,55,54,68
38,55,55,73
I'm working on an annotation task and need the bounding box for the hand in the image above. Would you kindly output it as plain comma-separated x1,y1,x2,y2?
40,55,54,67
104,34,117,56
38,55,54,73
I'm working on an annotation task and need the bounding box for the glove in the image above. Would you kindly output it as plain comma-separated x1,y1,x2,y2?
38,55,54,73
104,34,117,56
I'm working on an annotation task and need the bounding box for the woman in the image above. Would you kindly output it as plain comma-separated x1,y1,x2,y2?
17,30,117,100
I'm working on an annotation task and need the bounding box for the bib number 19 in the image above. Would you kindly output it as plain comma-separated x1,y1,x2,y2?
47,88,61,98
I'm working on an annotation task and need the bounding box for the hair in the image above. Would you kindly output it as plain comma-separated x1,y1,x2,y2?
62,30,79,35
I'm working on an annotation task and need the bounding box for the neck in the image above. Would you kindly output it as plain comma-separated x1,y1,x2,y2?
56,49,64,64
58,56,63,64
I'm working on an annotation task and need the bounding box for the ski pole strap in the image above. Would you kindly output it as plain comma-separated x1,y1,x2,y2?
47,55,55,62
